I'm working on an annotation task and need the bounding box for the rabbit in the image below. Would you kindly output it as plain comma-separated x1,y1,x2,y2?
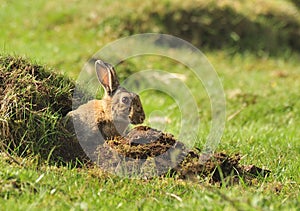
64,60,145,149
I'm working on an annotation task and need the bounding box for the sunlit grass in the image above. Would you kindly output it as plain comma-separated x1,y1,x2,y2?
0,0,299,210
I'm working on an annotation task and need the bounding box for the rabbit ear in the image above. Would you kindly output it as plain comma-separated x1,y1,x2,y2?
95,60,120,96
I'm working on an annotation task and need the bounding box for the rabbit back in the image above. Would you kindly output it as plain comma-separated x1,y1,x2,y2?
65,99,120,141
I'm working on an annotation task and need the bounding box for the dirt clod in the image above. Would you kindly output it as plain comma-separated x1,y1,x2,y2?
94,126,271,183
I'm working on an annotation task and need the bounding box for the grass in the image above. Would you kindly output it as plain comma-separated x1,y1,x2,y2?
0,155,298,210
1,0,300,210
1,0,299,77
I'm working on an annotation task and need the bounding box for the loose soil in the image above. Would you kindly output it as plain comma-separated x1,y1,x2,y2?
95,126,270,184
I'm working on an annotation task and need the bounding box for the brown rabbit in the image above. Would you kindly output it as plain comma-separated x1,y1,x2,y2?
64,60,145,148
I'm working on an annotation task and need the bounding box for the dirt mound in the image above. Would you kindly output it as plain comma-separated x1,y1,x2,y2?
95,126,270,184
0,55,87,163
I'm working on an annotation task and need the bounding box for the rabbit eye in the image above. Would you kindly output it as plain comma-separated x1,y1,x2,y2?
122,96,129,104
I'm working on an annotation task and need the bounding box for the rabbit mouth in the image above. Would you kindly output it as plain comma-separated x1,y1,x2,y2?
113,114,130,123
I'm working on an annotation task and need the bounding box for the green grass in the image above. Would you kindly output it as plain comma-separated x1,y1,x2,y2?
0,154,299,210
1,0,300,210
1,0,299,77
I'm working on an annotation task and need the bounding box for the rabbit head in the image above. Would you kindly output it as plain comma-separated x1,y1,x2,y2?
95,60,145,128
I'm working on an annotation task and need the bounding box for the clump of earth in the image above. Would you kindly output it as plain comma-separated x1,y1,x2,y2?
94,126,270,184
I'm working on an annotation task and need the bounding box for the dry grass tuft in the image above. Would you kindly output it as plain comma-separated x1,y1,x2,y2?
0,55,86,164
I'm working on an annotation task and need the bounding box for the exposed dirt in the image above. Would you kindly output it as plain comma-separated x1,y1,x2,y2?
94,126,270,184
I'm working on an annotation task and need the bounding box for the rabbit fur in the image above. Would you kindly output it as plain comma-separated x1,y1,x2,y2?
64,60,145,147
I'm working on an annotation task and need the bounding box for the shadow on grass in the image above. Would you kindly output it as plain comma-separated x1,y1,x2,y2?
120,4,300,54
290,0,300,9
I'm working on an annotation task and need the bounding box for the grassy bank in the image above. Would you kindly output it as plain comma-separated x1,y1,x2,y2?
0,0,299,77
